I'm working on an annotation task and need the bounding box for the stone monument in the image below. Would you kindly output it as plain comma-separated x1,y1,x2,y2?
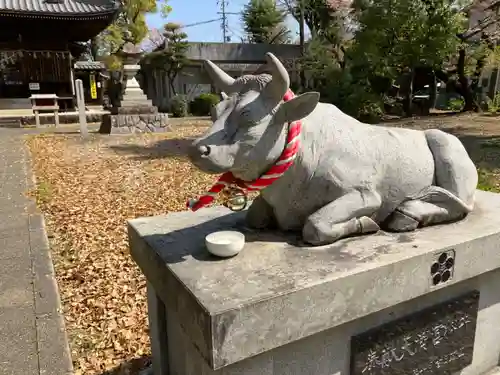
187,53,478,246
99,42,170,134
127,53,500,375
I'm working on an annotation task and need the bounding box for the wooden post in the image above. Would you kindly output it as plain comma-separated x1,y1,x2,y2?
34,110,40,128
54,108,60,127
75,79,88,138
70,66,75,96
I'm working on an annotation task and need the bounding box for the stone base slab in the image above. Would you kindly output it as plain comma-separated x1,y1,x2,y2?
146,272,500,375
128,190,500,375
99,113,170,134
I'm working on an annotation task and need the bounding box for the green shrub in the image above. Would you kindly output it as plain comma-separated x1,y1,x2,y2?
321,69,385,123
169,94,189,118
477,168,500,192
189,93,221,116
486,93,500,114
447,97,464,112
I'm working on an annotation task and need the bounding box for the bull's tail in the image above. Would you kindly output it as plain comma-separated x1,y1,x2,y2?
424,129,478,212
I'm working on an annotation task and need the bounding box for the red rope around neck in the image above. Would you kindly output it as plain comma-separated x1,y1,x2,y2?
187,89,301,212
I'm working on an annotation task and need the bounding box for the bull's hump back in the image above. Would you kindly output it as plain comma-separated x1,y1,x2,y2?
379,127,434,162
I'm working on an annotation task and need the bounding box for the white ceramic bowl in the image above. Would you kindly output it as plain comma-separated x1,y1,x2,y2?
205,231,245,258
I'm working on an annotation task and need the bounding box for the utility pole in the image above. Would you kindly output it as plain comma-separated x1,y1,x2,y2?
217,0,230,42
299,0,306,90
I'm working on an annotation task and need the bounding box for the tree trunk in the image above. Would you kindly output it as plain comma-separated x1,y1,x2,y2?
403,68,415,117
457,48,475,111
429,70,437,110
90,38,99,60
168,74,177,96
470,53,487,110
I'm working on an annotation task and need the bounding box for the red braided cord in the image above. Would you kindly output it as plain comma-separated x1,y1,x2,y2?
187,89,301,211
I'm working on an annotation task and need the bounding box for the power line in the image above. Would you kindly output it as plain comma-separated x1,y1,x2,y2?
181,18,222,29
227,24,246,43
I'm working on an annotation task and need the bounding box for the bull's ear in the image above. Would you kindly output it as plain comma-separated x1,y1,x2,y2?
275,92,320,124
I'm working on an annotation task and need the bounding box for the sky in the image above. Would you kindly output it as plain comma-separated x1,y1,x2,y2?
145,0,301,43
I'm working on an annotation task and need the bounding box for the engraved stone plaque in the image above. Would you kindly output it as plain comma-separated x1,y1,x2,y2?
350,290,480,375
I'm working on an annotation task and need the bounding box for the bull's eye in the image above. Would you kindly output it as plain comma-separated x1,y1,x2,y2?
239,111,255,127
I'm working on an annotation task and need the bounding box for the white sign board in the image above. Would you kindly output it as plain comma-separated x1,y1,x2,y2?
29,82,40,90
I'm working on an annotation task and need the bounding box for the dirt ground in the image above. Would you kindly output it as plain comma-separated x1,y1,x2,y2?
26,113,500,375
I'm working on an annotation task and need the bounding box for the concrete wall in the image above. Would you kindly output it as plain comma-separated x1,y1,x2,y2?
140,42,301,111
185,42,301,62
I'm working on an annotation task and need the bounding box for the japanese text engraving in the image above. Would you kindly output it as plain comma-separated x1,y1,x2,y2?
350,291,479,375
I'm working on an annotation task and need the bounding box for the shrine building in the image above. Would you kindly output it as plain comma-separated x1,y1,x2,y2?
0,0,119,110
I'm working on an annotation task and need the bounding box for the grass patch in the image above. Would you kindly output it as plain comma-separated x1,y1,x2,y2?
477,168,500,192
36,180,53,204
479,139,500,149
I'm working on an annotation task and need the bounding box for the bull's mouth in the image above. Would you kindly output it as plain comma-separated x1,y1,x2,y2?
188,151,234,175
190,157,229,174
188,139,237,175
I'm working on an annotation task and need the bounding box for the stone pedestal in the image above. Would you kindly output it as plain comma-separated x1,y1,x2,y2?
100,111,171,134
99,64,170,134
128,190,500,375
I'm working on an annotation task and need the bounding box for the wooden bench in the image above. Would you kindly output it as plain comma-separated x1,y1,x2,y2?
29,94,59,128
57,96,75,112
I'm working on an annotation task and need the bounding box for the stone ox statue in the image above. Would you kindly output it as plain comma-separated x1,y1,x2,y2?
188,53,478,246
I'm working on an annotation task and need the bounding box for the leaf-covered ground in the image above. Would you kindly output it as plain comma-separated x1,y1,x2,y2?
25,114,500,375
27,122,214,375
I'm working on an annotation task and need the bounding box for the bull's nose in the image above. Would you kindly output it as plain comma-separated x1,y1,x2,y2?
191,143,211,157
198,144,211,156
199,144,211,156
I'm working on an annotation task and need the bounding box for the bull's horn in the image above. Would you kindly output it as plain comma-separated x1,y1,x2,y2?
203,60,235,93
264,52,290,100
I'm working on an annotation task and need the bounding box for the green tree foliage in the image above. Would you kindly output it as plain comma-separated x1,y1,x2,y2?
350,0,465,81
300,0,475,120
95,0,172,69
303,37,386,122
141,23,190,95
242,0,291,43
280,0,351,43
292,0,500,118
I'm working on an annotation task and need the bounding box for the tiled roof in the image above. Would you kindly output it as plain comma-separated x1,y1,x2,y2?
0,0,118,15
74,61,105,70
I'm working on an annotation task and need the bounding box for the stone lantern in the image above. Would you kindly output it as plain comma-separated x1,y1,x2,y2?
99,42,170,134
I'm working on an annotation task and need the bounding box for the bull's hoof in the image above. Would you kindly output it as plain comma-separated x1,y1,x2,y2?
302,220,335,246
384,210,419,232
358,216,380,233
